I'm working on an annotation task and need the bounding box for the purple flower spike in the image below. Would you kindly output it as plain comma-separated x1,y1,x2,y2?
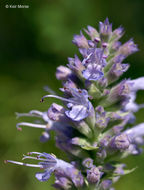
6,18,143,189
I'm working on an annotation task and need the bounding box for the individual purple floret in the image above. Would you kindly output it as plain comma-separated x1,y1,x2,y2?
82,48,107,81
41,88,93,121
72,31,89,48
82,158,94,168
5,152,84,187
99,18,112,41
87,166,101,184
56,66,72,81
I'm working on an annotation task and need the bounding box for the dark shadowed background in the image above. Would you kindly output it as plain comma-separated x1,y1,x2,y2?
0,0,144,189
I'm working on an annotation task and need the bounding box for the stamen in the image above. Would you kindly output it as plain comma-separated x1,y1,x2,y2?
27,152,42,156
41,94,76,104
29,110,43,116
16,122,47,131
16,110,43,118
43,85,56,95
5,160,43,168
22,155,48,161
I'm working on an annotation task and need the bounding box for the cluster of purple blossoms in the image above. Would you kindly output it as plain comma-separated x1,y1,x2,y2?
5,18,144,190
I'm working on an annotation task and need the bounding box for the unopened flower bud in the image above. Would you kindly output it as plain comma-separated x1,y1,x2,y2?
56,66,72,80
109,134,130,150
107,63,129,84
72,31,89,48
82,158,93,168
87,166,101,183
112,26,124,41
102,80,130,107
99,18,112,41
117,39,138,58
101,179,112,190
85,25,99,41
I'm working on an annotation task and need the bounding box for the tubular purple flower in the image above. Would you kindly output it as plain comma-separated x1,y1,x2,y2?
82,63,104,81
6,152,81,183
82,48,107,81
111,41,122,51
56,66,72,80
41,88,93,121
104,80,130,107
68,55,84,74
112,26,124,41
99,18,112,41
107,63,129,84
118,39,138,58
82,48,107,68
84,25,99,41
72,31,89,48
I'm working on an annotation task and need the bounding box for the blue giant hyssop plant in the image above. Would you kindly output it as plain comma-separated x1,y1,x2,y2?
5,18,144,190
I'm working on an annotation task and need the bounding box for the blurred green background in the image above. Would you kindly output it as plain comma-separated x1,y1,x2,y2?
0,0,144,189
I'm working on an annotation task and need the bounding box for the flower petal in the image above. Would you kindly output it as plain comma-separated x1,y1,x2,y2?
35,170,52,182
65,105,88,121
